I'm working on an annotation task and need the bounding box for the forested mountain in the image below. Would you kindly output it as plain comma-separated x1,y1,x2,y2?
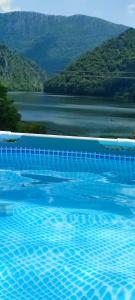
44,29,135,101
0,12,127,74
0,44,46,91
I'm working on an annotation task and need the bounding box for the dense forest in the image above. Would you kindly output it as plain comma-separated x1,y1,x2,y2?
0,12,127,74
0,44,46,91
44,29,135,101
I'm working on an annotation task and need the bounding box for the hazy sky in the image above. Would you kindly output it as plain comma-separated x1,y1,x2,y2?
0,0,135,27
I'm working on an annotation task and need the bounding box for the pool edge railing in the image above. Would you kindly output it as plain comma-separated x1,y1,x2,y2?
0,131,135,157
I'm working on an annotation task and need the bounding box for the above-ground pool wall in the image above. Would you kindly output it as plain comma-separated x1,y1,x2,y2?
0,133,135,156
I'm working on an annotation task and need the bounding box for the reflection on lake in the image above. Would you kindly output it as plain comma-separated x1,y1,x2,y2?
10,92,135,137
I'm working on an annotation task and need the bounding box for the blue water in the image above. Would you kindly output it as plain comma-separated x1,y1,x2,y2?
0,150,135,299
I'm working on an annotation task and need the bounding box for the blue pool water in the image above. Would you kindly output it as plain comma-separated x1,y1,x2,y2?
0,148,135,300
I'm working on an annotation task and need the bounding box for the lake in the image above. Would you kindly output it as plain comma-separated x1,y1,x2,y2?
10,92,135,138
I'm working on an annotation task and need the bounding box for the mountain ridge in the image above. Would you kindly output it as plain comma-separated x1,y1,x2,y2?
0,11,128,74
44,28,135,101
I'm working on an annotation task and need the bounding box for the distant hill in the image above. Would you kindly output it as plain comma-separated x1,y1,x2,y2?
44,29,135,101
0,12,128,74
0,44,46,91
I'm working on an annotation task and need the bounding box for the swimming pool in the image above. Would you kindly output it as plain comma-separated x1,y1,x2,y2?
0,134,135,300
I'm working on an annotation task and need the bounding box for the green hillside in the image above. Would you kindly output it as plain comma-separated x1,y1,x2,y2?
0,12,127,74
0,44,46,91
44,29,135,101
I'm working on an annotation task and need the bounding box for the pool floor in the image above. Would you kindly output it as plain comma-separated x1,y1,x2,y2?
0,151,135,299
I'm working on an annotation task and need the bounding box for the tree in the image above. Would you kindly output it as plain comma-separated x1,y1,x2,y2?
0,83,47,134
0,84,21,131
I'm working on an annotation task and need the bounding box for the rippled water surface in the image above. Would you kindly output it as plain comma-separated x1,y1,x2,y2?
0,150,135,299
10,92,135,137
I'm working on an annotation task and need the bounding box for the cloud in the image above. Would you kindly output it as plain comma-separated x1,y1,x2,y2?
0,0,21,12
128,3,135,14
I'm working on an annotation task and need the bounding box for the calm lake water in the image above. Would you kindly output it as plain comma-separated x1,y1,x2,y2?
10,92,135,138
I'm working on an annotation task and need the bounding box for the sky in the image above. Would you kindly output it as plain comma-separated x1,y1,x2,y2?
0,0,135,27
